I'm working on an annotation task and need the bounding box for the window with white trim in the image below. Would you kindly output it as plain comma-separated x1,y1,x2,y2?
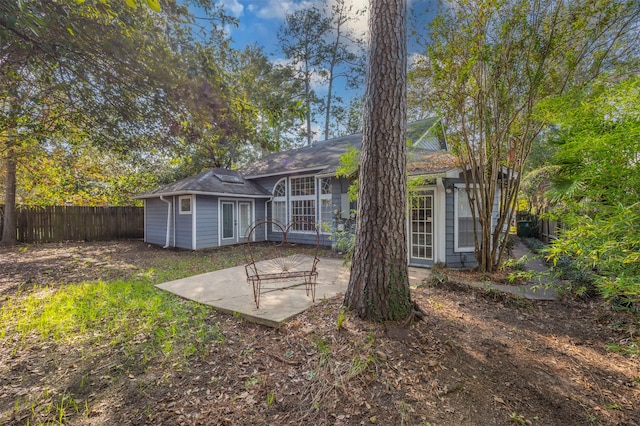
179,195,192,214
271,179,287,228
290,176,316,231
319,178,333,232
455,188,481,251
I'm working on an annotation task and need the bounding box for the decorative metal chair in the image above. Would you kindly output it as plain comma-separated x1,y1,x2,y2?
244,220,320,309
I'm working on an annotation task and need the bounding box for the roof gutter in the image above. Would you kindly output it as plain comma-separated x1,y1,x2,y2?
242,166,328,180
135,190,270,200
160,195,172,249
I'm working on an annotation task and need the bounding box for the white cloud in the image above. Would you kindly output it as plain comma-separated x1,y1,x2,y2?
329,0,368,40
329,0,423,46
254,0,317,20
218,0,244,18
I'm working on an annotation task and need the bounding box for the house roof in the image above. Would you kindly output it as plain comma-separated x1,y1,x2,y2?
137,119,460,200
135,168,270,199
240,132,362,178
241,118,456,178
407,149,459,176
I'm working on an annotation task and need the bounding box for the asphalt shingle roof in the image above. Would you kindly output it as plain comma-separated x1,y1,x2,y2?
136,168,270,199
241,118,456,178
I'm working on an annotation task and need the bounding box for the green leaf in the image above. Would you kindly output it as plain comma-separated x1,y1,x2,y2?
145,0,161,12
125,0,137,10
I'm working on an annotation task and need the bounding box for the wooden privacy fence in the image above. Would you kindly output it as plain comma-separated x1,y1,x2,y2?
0,205,143,243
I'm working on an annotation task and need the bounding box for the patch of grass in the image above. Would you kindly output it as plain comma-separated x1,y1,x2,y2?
605,339,639,356
266,392,276,405
245,376,260,388
0,278,223,365
336,307,346,330
346,354,374,380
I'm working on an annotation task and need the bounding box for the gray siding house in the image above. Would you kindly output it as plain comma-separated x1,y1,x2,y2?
136,168,270,250
136,119,501,268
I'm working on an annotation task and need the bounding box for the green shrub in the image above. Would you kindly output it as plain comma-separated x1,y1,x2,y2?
545,204,640,307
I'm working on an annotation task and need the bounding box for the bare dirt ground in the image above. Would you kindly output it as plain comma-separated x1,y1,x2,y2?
1,240,639,425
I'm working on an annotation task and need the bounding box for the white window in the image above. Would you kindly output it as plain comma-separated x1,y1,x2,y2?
290,176,316,231
179,195,192,214
271,179,287,229
455,188,480,251
319,178,333,232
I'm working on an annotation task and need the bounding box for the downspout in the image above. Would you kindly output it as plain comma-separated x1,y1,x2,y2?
160,195,171,248
264,200,270,241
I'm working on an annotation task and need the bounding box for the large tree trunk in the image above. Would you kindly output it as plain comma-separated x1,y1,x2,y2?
1,141,17,246
344,0,411,321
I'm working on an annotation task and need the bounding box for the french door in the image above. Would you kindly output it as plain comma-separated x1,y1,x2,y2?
220,200,253,245
410,194,433,260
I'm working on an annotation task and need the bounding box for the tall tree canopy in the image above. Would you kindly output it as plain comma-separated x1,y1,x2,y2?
277,7,330,145
344,0,412,321
410,0,640,272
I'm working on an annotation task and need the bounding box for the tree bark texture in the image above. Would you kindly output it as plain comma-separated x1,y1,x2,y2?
344,0,411,321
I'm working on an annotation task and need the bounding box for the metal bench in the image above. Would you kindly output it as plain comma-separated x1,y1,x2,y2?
244,220,320,309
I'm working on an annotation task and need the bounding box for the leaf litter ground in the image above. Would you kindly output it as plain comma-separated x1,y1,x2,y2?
1,241,638,425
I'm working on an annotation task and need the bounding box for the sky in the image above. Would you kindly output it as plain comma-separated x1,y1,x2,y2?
213,0,436,140
219,0,369,53
218,0,434,54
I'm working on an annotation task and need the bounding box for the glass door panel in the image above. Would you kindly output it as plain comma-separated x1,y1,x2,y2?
221,202,235,240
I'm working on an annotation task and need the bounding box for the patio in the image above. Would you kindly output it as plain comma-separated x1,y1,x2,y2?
156,258,432,327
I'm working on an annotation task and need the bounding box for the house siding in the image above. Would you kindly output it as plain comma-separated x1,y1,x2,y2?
174,196,193,249
195,195,218,249
144,197,173,247
253,201,267,242
445,179,475,268
444,178,501,268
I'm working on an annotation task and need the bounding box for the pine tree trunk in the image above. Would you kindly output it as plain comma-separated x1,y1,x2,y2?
344,0,411,321
1,141,17,246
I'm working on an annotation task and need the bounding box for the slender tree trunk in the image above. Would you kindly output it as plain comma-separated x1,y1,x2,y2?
344,0,411,321
304,58,313,146
1,137,17,246
324,35,340,140
323,62,335,140
305,77,312,145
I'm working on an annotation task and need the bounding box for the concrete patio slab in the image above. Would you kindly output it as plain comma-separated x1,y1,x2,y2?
156,257,350,327
156,258,433,327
